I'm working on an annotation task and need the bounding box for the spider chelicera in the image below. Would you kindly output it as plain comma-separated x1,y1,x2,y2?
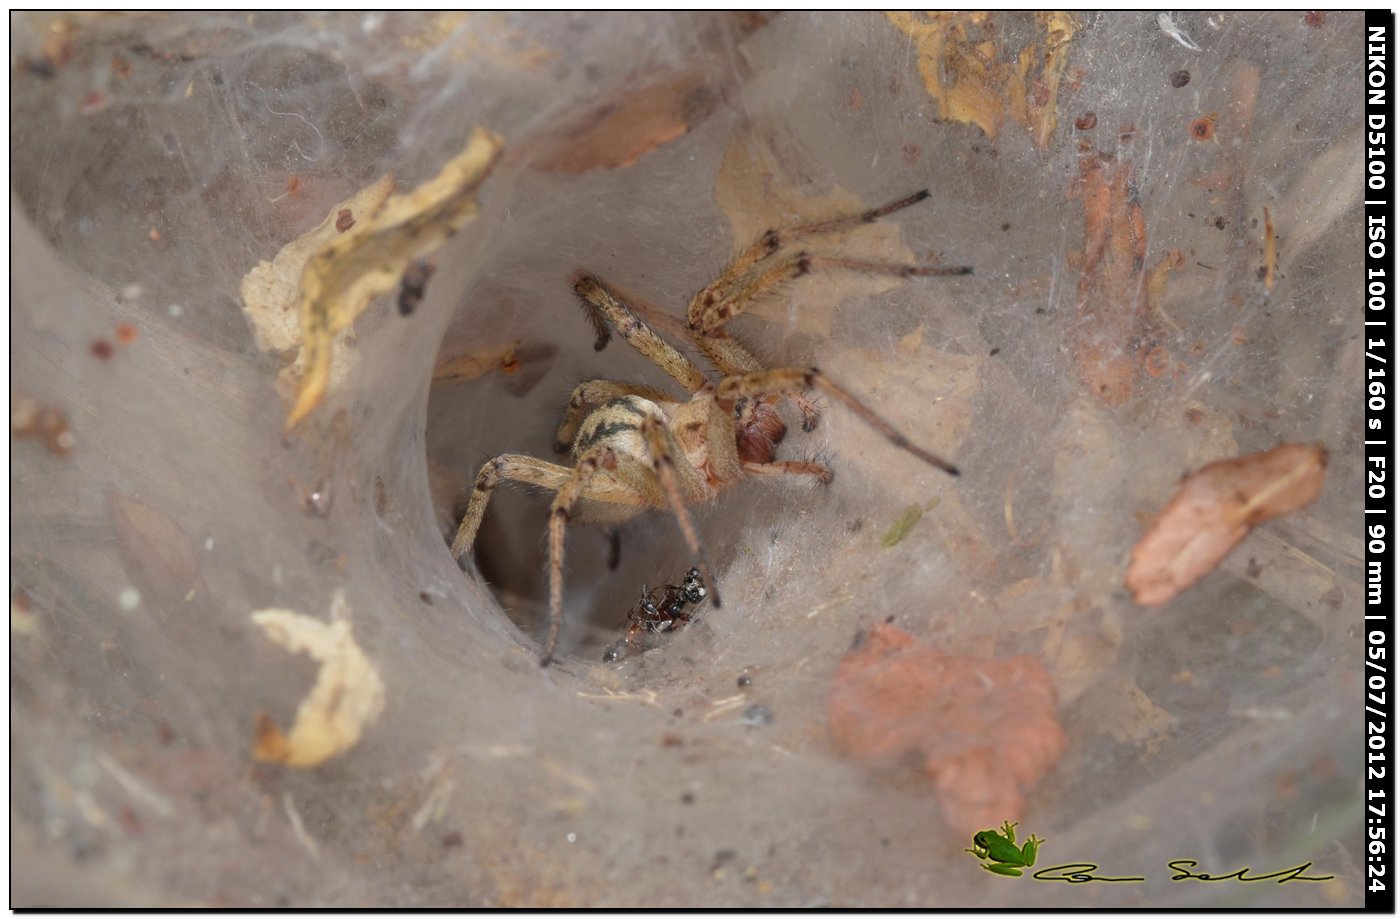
451,189,970,664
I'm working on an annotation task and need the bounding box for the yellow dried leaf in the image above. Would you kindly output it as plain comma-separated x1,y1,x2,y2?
240,173,397,353
1021,12,1078,150
1126,443,1328,606
886,11,1078,151
251,597,385,768
887,12,1004,139
283,127,505,430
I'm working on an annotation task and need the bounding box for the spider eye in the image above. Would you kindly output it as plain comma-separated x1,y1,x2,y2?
733,398,747,420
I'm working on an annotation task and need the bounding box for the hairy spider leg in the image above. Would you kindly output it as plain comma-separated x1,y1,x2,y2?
566,276,730,605
573,275,708,392
450,451,648,662
716,367,960,477
543,445,618,665
638,414,723,612
685,189,971,336
684,190,969,429
687,189,939,325
740,459,834,483
691,252,973,337
450,454,574,560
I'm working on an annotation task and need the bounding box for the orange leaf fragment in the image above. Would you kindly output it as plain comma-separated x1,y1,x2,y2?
519,69,719,174
1126,443,1328,606
828,622,1066,836
1072,148,1168,404
886,12,1078,150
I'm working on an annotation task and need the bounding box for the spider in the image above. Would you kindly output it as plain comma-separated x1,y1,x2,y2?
602,566,708,663
450,189,970,665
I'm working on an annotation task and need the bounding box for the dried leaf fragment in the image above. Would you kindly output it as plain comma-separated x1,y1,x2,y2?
1082,675,1178,758
277,128,504,430
1126,443,1328,606
1071,147,1173,404
829,622,1066,836
432,339,557,396
881,504,924,548
251,596,385,768
518,68,719,173
241,173,397,353
886,12,1079,150
106,489,201,602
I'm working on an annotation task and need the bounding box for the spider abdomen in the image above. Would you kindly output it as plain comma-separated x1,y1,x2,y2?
571,396,656,460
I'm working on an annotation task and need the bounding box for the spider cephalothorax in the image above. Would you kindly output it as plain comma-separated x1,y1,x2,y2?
451,189,970,664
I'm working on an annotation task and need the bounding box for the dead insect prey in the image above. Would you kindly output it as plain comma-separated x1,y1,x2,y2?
451,190,971,665
604,567,708,662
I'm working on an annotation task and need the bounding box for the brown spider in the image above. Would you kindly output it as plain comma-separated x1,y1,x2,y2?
450,189,970,664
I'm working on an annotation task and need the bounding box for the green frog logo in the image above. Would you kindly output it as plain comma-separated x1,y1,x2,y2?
965,821,1044,877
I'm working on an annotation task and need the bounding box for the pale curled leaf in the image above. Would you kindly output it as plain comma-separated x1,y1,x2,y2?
251,602,385,768
282,128,505,430
1126,443,1328,607
240,174,397,353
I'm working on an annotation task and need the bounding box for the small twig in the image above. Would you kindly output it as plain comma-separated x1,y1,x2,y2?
575,688,663,708
96,751,173,818
283,792,321,861
701,694,749,723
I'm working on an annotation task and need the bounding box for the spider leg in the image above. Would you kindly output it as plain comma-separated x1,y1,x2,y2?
606,528,622,571
573,275,709,393
690,252,971,337
686,189,970,336
543,445,619,666
717,367,960,477
450,454,574,560
688,189,938,323
741,460,834,484
638,414,723,610
684,306,823,433
555,379,677,453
